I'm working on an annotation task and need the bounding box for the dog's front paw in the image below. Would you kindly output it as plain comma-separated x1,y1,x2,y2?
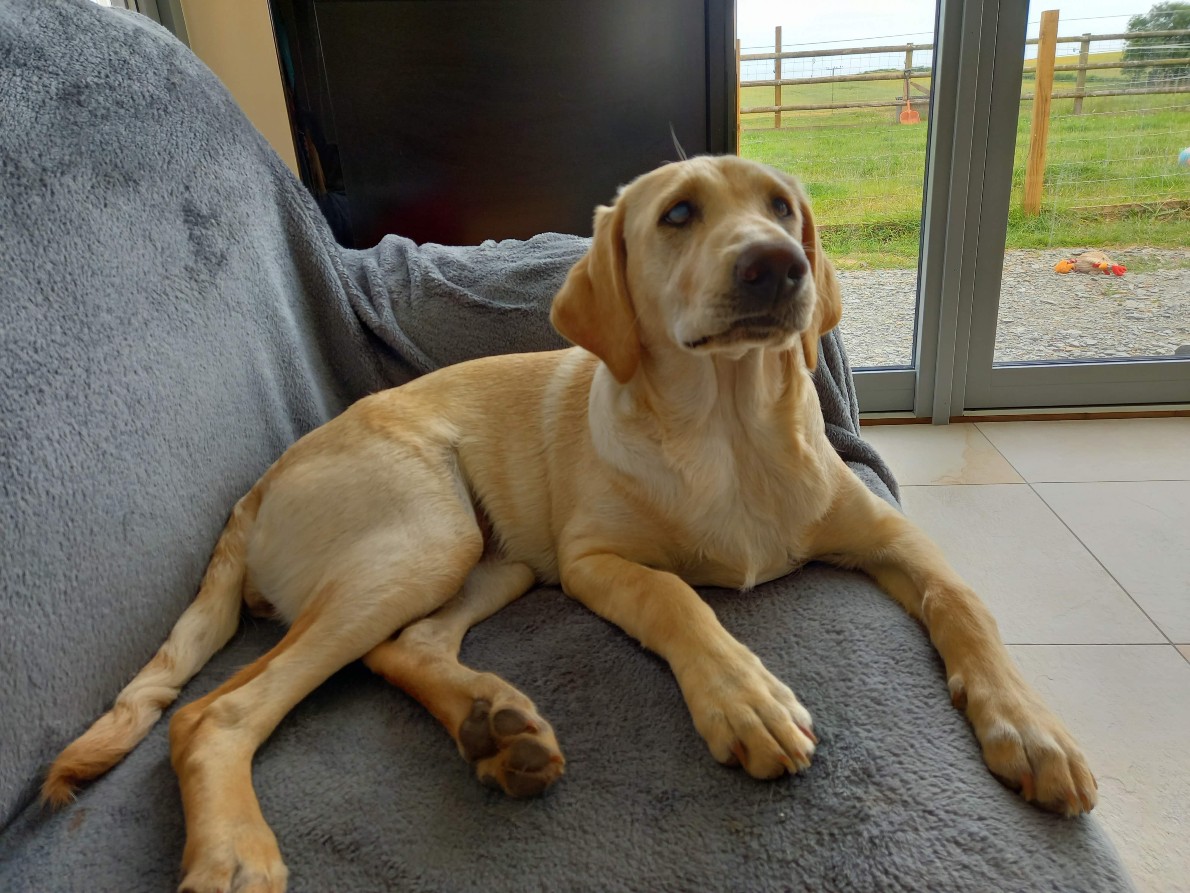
458,695,565,798
179,821,287,893
954,675,1097,816
678,646,816,779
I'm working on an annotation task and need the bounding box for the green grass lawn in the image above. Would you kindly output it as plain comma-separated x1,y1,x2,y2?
739,52,1190,269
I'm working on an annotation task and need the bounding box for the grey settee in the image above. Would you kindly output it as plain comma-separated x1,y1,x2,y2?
0,2,1135,891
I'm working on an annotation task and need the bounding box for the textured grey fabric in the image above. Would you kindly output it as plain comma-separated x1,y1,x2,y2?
0,1,1129,891
0,580,1132,893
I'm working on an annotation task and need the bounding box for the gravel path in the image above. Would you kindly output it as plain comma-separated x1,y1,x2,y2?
837,247,1190,368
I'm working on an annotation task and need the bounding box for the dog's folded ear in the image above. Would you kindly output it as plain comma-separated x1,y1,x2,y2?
550,201,641,384
798,193,843,372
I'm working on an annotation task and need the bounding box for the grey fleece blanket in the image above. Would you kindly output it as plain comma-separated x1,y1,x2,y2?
0,2,1130,891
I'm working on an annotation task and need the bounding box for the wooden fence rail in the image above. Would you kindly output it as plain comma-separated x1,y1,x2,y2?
737,16,1190,215
739,23,1190,116
738,29,1190,64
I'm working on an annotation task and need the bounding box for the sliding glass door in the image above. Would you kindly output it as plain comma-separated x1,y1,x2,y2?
960,0,1190,410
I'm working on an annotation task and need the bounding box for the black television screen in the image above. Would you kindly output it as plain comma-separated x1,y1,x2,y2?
271,0,736,248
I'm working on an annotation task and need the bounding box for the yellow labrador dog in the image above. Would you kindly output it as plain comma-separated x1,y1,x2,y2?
45,156,1096,893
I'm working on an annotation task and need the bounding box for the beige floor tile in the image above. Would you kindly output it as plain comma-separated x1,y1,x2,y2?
1178,645,1190,663
1036,482,1190,643
900,485,1161,644
976,419,1190,483
1008,645,1190,893
861,423,1023,485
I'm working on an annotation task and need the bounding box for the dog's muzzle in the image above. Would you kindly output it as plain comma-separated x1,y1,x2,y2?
682,241,813,350
732,241,809,316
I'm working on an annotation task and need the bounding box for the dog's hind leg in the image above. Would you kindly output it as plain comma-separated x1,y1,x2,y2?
42,487,263,806
363,559,566,797
169,515,482,893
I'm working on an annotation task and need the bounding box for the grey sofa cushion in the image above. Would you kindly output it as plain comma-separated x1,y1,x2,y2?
0,2,1132,891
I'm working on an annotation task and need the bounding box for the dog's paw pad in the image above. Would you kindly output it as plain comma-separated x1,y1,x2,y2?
492,707,536,736
459,699,499,761
457,697,564,798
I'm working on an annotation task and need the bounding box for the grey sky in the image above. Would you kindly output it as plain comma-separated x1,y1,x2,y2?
736,1,1141,54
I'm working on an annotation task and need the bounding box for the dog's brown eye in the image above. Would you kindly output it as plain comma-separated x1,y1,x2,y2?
662,201,694,226
773,197,792,218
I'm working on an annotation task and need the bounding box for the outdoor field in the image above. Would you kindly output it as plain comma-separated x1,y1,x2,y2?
739,50,1190,270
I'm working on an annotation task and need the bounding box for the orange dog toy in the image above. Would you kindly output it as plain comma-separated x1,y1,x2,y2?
1054,250,1125,276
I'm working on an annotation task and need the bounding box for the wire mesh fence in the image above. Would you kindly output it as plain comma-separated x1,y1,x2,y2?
1026,37,1190,226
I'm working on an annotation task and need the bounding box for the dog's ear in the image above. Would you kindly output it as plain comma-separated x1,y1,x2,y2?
798,192,842,372
550,200,641,384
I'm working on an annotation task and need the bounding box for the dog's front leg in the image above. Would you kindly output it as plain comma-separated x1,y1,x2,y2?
559,552,816,778
809,475,1097,816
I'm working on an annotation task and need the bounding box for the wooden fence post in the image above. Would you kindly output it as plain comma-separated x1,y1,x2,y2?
1073,32,1090,115
1023,10,1059,216
774,26,783,129
735,38,742,152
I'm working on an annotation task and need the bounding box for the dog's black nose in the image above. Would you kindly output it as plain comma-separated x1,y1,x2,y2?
733,242,809,309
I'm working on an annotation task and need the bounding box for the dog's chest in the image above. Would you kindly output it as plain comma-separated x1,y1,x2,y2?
617,419,832,589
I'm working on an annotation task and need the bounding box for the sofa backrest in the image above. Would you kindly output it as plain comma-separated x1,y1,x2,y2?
0,0,381,826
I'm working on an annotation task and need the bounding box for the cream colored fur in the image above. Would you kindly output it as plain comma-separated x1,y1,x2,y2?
45,157,1096,893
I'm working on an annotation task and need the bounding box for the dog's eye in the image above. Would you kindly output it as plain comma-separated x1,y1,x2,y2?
662,201,694,227
772,197,793,218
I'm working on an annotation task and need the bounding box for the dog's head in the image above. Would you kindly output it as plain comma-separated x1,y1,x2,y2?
551,156,842,382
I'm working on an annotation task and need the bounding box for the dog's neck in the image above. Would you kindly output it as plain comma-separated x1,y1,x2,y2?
588,341,819,462
639,343,811,429
585,342,827,525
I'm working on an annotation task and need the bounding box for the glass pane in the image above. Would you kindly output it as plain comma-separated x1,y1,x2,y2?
736,2,939,369
994,3,1190,365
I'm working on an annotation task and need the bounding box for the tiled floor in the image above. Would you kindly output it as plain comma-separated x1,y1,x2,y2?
861,418,1189,893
